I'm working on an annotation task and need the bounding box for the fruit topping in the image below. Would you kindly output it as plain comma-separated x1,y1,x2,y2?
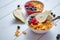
25,3,30,7
27,10,33,15
51,12,53,15
26,7,30,10
32,7,36,11
25,2,34,8
31,16,35,18
28,21,30,23
35,10,54,22
31,18,36,22
25,1,44,15
53,14,55,17
17,26,20,30
56,34,60,39
33,21,39,25
28,17,39,25
17,5,20,7
29,7,32,10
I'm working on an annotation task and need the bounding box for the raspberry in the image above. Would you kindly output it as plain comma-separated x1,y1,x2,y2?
33,21,39,25
31,18,36,22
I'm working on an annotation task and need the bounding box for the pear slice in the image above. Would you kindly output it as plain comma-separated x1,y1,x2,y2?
35,10,52,22
13,9,25,23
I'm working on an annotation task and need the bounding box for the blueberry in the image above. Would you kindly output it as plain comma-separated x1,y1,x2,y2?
29,16,35,21
51,12,56,17
17,26,20,29
31,16,35,18
28,7,32,10
57,34,60,37
56,36,59,39
17,5,20,7
53,14,56,17
29,8,32,10
32,7,36,11
29,16,34,21
26,7,30,10
28,21,30,23
28,18,32,22
56,34,60,39
51,12,53,15
32,8,36,11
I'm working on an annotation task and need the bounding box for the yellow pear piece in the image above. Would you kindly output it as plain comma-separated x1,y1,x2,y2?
13,5,25,23
35,10,52,22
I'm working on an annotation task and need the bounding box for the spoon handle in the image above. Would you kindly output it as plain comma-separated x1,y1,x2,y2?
52,16,60,22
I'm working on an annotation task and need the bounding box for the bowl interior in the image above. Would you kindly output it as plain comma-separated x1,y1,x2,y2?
25,1,44,14
26,13,54,31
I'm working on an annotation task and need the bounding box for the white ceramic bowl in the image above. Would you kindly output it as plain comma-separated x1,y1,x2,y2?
26,13,53,34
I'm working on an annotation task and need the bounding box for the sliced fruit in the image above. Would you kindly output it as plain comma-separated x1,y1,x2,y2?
35,10,53,22
35,13,48,22
13,9,25,23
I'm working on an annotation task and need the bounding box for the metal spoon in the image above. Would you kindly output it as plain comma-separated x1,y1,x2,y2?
51,16,60,22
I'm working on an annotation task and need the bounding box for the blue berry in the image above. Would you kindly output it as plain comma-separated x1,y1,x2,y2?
31,16,35,18
17,26,20,29
28,21,30,23
26,7,30,10
30,8,32,10
28,18,32,22
17,5,20,7
32,7,36,11
57,34,60,37
29,16,35,22
28,7,32,10
56,34,60,39
51,12,53,15
56,36,59,39
53,14,55,17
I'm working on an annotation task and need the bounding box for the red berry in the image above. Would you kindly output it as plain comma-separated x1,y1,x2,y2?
31,18,36,22
29,20,34,24
29,18,36,24
25,4,29,7
28,2,34,8
29,17,39,25
27,10,33,15
33,21,39,25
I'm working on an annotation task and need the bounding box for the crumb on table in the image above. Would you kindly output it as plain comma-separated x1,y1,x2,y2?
22,31,27,35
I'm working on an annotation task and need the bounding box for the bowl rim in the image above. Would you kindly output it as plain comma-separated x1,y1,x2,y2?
25,1,44,13
25,1,44,7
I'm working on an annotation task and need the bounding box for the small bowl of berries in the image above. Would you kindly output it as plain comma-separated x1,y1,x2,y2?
25,1,44,15
26,12,54,34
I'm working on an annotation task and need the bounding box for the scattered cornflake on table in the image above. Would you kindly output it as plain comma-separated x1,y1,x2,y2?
15,30,20,37
22,31,27,35
14,26,20,37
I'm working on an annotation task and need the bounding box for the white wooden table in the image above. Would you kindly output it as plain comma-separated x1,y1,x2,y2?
0,0,60,40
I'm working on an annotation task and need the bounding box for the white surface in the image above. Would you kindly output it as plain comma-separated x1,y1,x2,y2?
0,0,60,40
